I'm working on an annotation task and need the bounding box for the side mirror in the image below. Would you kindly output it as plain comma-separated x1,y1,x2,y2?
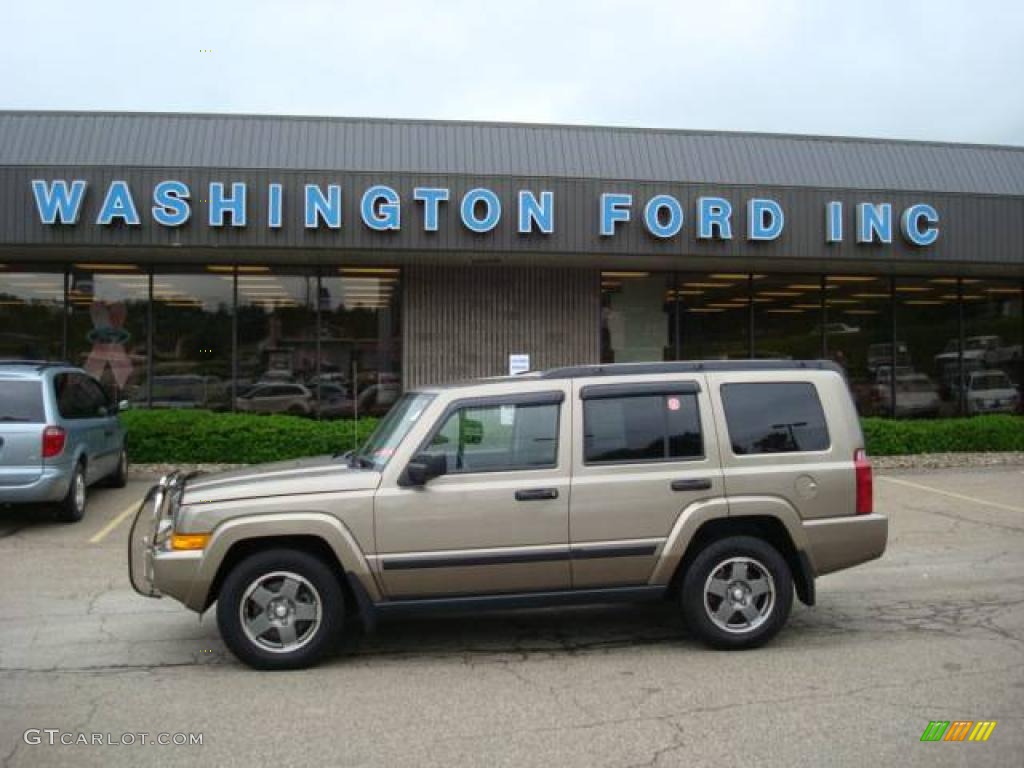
402,453,447,487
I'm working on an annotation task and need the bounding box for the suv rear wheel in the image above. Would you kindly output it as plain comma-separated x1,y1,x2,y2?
216,549,344,670
681,535,793,650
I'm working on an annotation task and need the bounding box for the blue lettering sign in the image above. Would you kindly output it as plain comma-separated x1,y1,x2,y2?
517,190,554,234
697,197,732,240
152,181,191,227
600,193,632,236
413,187,449,232
460,188,501,233
748,199,784,241
361,185,401,231
304,184,341,229
644,194,683,238
267,183,283,229
31,179,87,225
97,181,141,226
900,203,939,246
208,182,247,227
856,203,892,243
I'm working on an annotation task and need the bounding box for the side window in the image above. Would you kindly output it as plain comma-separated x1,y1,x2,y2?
55,374,108,419
81,376,110,416
422,402,560,473
721,382,830,455
54,373,76,418
583,393,703,464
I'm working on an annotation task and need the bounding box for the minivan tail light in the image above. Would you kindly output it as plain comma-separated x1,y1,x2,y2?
42,426,67,459
854,448,873,515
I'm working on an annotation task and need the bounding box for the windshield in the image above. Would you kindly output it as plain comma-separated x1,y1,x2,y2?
351,392,435,469
972,373,1010,389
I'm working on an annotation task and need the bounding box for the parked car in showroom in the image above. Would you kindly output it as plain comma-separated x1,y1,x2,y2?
872,372,941,418
131,360,887,669
0,361,128,522
964,370,1019,415
234,383,314,416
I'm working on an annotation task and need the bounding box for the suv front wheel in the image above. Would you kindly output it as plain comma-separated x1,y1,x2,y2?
216,549,345,670
681,536,793,650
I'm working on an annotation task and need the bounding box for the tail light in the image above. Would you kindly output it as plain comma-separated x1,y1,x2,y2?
854,448,873,515
42,426,66,459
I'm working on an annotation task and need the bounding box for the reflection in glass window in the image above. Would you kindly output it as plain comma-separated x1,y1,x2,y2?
0,265,65,361
825,276,894,417
66,265,148,400
753,274,822,360
424,402,559,473
601,272,676,363
236,269,318,415
318,269,402,419
963,279,1022,416
722,382,830,454
148,268,234,410
584,393,702,463
677,272,751,359
895,277,961,417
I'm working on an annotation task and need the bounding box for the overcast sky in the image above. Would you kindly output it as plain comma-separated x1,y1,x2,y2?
3,0,1022,145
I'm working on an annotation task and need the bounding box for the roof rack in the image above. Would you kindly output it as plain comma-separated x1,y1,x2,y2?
536,360,842,379
0,359,73,369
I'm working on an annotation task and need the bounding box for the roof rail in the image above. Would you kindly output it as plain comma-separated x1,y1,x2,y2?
0,359,73,369
537,360,842,379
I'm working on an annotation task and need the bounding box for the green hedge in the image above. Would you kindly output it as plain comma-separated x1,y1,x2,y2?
861,415,1024,456
120,409,379,464
120,409,1022,464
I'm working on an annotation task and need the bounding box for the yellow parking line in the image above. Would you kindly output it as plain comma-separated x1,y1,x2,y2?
879,476,1024,514
89,500,142,544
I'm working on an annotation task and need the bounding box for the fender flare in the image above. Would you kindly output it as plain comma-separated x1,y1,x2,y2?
185,511,381,612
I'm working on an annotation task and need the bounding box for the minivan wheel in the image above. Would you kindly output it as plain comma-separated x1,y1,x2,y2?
217,549,344,670
56,462,87,523
681,536,793,650
105,447,128,488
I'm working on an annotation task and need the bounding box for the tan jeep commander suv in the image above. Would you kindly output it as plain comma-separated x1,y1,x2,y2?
130,361,887,669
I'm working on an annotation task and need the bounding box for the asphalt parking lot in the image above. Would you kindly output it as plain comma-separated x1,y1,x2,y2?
1,466,1022,767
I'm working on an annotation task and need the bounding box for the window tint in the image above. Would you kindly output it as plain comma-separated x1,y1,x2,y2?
722,382,829,455
0,381,45,422
584,394,702,463
423,402,559,473
54,373,107,419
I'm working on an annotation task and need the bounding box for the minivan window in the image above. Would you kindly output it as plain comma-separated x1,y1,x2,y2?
722,382,829,455
0,381,45,422
584,393,702,463
55,373,106,419
423,402,559,473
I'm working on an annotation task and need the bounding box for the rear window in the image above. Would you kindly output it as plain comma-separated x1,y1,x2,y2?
583,393,703,464
721,382,829,455
0,380,46,422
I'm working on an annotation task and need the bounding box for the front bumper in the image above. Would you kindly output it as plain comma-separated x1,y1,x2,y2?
802,513,888,576
128,473,202,607
0,465,72,504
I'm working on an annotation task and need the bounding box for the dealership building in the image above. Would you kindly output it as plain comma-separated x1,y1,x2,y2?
0,110,1021,419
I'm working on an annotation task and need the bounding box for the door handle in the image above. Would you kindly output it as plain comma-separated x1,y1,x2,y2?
670,478,712,492
515,488,559,502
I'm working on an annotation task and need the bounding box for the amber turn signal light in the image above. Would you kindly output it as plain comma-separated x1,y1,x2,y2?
170,533,211,551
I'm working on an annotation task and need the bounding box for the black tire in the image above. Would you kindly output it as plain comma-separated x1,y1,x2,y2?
56,461,87,523
681,535,793,650
105,446,128,488
216,548,345,670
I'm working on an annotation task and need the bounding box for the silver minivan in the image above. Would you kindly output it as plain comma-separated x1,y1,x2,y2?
0,361,128,521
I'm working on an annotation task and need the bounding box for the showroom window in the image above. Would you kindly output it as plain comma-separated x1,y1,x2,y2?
753,274,822,360
824,275,893,417
894,277,961,417
0,264,65,361
677,272,752,360
601,272,678,363
148,267,235,410
962,278,1022,416
66,264,149,401
318,268,402,419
